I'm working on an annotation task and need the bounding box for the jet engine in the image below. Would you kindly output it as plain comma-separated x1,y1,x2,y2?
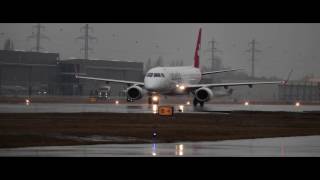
195,87,213,102
126,85,145,101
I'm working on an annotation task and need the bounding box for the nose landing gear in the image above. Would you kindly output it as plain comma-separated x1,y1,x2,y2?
148,95,160,105
148,96,152,104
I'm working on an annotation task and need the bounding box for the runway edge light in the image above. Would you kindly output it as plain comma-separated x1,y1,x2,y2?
25,99,31,105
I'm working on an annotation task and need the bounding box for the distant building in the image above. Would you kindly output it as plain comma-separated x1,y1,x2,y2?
0,50,144,97
305,77,320,83
0,50,59,96
278,81,320,103
3,39,14,51
226,82,279,102
222,80,320,103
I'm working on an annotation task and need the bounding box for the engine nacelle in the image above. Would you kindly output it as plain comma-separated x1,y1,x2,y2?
126,85,145,101
195,87,213,102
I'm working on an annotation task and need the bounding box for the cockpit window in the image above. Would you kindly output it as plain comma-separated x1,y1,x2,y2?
147,72,164,78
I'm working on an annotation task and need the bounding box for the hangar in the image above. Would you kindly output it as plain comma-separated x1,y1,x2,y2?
0,50,144,97
0,50,59,96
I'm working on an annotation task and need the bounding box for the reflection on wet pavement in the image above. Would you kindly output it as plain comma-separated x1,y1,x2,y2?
1,135,320,157
175,144,184,156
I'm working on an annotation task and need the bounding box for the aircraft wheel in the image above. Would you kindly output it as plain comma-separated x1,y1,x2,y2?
148,96,152,104
193,98,198,106
199,102,204,107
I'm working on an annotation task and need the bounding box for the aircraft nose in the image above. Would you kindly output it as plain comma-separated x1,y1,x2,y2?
144,78,164,91
145,80,158,90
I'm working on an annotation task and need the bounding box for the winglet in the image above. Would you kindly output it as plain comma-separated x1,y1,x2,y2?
193,28,202,68
282,69,293,85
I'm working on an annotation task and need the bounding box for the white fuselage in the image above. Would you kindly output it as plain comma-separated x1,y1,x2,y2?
144,66,201,94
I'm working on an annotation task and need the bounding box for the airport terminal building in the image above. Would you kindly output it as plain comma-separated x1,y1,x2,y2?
0,50,144,97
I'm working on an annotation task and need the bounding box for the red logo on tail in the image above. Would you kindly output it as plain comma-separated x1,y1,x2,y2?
194,28,202,68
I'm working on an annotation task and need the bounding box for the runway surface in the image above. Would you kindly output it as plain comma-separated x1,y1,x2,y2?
0,103,320,113
1,135,320,156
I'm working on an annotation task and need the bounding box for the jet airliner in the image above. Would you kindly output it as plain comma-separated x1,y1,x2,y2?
76,28,285,106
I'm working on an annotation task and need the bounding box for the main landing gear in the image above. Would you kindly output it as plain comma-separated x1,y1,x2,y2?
193,98,204,107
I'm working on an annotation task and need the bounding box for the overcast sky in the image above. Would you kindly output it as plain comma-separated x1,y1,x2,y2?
1,23,320,80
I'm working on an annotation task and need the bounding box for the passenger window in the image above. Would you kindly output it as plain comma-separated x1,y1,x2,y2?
147,73,153,77
154,73,161,77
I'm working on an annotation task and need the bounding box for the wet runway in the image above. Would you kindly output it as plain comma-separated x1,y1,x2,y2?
1,135,320,156
0,103,319,113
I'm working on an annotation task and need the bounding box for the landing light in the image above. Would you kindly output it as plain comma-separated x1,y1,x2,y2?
179,85,185,90
295,102,300,107
152,96,159,102
244,101,249,106
115,100,119,105
176,84,179,88
186,101,190,105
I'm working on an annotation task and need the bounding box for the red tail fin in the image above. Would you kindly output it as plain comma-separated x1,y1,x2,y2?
193,28,202,68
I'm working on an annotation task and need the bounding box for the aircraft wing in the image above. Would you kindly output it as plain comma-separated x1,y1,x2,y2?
75,75,144,86
201,68,242,75
186,80,285,90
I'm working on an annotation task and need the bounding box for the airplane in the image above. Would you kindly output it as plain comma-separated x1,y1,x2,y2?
76,28,286,107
